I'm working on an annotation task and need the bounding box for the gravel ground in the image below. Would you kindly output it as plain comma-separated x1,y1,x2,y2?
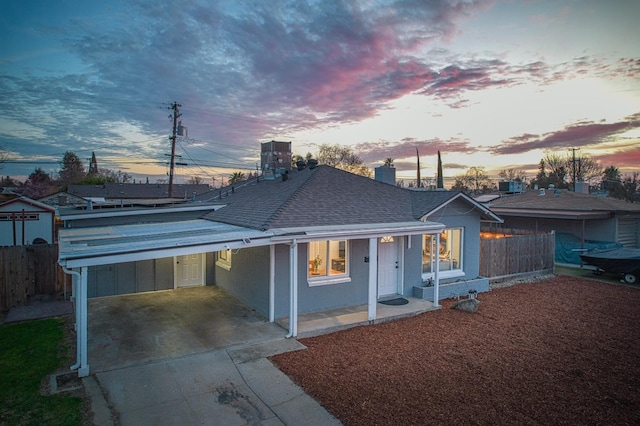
271,275,640,425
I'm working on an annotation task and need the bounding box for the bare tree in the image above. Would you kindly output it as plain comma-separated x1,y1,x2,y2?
317,144,371,177
567,154,601,185
452,166,493,194
498,168,527,182
0,144,9,169
188,176,204,184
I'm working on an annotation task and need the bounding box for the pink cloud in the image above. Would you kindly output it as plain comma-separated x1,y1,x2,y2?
492,114,640,155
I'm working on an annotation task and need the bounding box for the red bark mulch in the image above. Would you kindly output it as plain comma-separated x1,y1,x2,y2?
270,276,640,425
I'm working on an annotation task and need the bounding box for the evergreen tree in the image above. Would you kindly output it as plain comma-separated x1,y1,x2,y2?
59,151,86,184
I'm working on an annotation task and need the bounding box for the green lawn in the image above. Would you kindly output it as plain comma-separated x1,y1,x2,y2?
0,318,83,425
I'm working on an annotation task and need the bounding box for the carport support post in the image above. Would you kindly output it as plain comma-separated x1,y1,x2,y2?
66,266,90,377
269,245,275,323
433,233,440,307
368,238,378,321
77,267,90,377
287,240,298,337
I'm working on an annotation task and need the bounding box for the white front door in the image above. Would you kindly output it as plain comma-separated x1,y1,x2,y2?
176,254,204,288
378,237,399,297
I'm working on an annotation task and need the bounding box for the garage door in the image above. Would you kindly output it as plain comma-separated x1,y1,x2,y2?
88,258,174,298
617,218,639,248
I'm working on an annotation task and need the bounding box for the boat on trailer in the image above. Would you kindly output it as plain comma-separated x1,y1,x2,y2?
580,247,640,284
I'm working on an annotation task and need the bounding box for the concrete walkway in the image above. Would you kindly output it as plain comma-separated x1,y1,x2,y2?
84,338,341,425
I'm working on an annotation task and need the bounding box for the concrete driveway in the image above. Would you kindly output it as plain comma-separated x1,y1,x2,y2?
83,286,341,425
87,286,286,373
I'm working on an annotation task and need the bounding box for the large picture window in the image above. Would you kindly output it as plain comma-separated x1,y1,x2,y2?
308,240,347,279
422,228,463,275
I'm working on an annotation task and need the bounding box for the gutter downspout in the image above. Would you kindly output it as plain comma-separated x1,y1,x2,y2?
61,266,90,377
285,239,298,338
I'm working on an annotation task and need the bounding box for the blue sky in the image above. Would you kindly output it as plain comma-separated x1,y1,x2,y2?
1,0,639,186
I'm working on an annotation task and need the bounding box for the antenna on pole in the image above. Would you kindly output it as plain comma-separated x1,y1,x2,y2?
167,102,182,198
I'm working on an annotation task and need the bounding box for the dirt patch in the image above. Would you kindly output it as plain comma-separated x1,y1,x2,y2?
271,276,640,425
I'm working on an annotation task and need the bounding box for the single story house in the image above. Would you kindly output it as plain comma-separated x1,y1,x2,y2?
66,182,212,208
58,165,501,377
484,188,640,263
0,197,55,246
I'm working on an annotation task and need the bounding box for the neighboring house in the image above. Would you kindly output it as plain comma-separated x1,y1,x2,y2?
0,197,55,246
0,186,20,202
66,183,212,207
485,189,640,262
38,191,88,210
58,165,501,377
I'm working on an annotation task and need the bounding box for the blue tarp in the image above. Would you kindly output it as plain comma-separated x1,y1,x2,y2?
555,232,622,264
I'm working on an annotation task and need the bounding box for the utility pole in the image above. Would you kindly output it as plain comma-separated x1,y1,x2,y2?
571,147,579,191
168,102,181,198
416,148,421,188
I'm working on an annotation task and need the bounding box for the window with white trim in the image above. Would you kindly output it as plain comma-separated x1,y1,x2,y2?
308,240,348,279
422,228,463,275
216,249,232,270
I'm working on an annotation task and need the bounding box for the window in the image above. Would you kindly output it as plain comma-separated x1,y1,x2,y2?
0,213,40,221
308,240,348,279
216,249,232,270
422,228,463,275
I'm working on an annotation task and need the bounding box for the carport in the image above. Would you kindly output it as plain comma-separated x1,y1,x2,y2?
58,219,278,377
87,286,287,373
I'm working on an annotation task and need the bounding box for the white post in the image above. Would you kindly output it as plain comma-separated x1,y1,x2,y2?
77,266,90,377
286,240,298,337
368,238,378,321
269,244,275,323
434,233,440,307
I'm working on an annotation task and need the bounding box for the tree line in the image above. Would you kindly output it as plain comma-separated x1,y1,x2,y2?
0,151,134,199
451,151,639,203
2,145,637,203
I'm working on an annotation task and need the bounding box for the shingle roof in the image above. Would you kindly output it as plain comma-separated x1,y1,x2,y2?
489,189,640,212
203,166,501,230
203,166,421,230
408,190,461,218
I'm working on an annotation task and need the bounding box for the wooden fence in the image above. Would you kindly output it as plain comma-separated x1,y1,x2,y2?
480,228,555,280
0,244,68,311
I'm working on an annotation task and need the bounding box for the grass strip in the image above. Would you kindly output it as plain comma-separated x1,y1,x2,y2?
0,318,83,425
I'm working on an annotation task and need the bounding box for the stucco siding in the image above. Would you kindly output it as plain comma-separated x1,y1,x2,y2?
438,205,482,282
272,240,371,318
0,212,54,245
214,246,271,317
403,235,424,295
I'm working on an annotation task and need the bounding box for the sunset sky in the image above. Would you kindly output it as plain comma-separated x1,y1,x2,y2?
1,0,639,186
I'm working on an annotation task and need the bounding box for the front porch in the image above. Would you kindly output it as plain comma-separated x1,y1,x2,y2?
278,297,439,338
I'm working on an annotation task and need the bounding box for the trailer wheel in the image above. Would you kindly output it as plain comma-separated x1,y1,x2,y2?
624,273,637,284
